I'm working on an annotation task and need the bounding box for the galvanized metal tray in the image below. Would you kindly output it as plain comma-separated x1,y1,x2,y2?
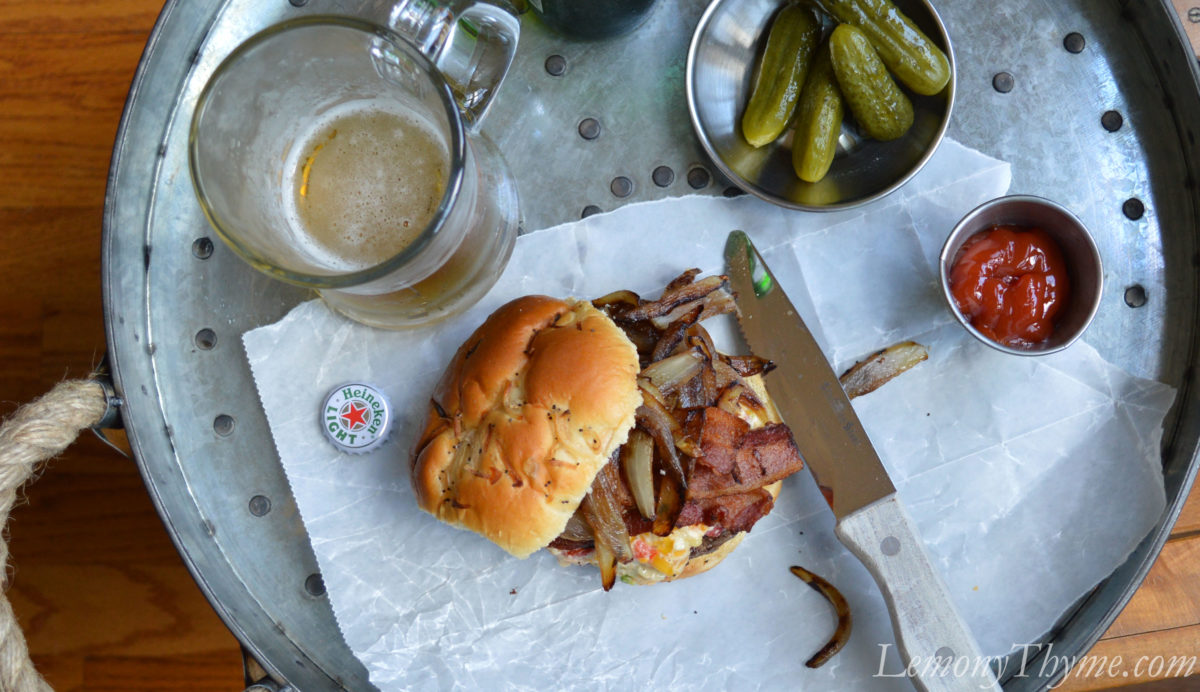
102,0,1200,689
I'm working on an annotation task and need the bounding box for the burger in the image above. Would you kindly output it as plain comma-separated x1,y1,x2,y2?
410,270,806,589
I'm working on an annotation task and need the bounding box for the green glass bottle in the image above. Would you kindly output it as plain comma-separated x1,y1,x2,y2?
529,0,659,40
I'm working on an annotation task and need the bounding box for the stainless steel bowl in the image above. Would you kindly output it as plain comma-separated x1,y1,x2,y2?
686,0,955,211
939,195,1104,356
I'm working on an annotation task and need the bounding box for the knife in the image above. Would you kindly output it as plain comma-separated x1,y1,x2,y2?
724,230,1001,692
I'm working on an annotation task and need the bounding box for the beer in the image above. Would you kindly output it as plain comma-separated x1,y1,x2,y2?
190,18,520,329
316,132,519,329
279,100,517,328
285,102,451,270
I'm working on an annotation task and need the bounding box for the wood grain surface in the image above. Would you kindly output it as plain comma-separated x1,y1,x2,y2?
0,2,248,690
0,1,1198,691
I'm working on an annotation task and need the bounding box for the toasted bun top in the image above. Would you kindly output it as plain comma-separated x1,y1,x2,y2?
411,295,642,558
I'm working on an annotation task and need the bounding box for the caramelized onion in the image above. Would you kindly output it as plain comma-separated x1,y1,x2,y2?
640,349,704,396
739,390,771,427
621,429,656,520
650,328,686,364
676,372,712,410
637,387,697,472
592,289,640,313
724,354,774,377
692,285,737,323
712,357,741,391
715,383,773,428
622,320,666,363
637,378,670,411
697,362,719,408
653,475,683,537
559,511,593,542
790,565,852,668
679,326,726,408
685,324,716,359
651,305,703,362
580,465,632,565
840,341,929,400
612,275,736,332
650,283,737,330
716,383,747,417
596,539,618,591
623,275,727,321
689,328,741,391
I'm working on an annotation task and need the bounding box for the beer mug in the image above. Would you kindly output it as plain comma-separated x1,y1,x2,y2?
189,8,520,329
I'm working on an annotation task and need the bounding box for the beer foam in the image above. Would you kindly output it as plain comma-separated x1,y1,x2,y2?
283,100,452,272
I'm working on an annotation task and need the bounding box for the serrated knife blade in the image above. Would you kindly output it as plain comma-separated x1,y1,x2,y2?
724,230,999,692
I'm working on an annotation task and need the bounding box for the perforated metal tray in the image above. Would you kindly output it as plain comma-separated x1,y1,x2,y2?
103,1,1200,689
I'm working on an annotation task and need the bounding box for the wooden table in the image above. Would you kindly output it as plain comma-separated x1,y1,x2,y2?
0,1,1197,690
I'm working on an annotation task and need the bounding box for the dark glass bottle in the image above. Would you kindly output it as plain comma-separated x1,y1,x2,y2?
529,0,659,40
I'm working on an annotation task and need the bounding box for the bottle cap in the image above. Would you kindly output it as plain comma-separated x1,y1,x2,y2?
321,383,392,455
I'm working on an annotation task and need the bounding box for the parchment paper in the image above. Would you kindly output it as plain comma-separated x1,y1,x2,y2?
243,139,1176,689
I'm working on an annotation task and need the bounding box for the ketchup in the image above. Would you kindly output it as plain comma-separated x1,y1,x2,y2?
949,225,1071,349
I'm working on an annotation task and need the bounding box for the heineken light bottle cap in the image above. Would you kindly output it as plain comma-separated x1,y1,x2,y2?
321,383,392,454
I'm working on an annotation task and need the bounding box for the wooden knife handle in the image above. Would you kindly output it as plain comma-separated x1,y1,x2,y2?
1174,0,1200,58
836,496,1001,692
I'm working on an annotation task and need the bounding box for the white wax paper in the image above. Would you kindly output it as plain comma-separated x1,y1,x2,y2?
242,139,1176,689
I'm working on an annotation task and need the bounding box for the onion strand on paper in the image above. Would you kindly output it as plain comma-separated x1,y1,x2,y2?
790,565,852,668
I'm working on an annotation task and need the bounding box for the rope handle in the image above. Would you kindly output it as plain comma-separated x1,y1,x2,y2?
0,379,111,692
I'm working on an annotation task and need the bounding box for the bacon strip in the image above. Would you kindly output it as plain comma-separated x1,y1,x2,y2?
676,488,775,535
687,407,805,500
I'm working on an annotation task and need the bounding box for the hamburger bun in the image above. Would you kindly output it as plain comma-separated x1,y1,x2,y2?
411,295,641,558
412,282,801,586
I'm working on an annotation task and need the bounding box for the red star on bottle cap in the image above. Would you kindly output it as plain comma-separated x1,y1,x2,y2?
340,402,369,430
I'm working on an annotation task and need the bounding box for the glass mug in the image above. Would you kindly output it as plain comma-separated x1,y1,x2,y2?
189,10,520,329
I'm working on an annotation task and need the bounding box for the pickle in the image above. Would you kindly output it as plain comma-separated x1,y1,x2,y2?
791,42,844,183
741,4,821,148
829,24,913,141
811,0,951,96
